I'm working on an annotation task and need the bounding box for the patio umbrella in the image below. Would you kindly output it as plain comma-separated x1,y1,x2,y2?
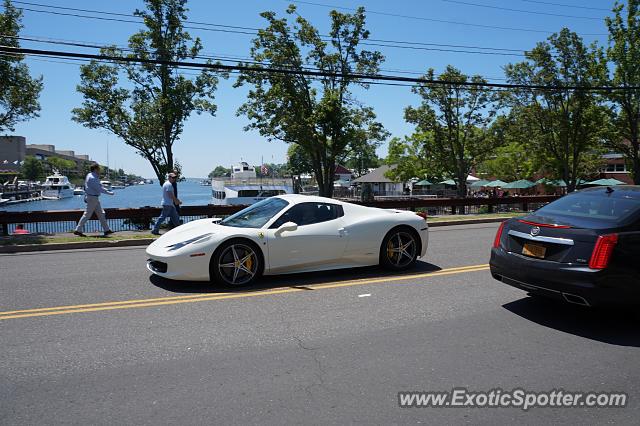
502,179,535,189
439,179,457,185
584,178,625,186
484,180,508,187
535,178,567,188
470,179,490,188
414,179,433,186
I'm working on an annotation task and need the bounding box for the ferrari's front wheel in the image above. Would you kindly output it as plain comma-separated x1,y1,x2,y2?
380,228,419,271
211,239,262,286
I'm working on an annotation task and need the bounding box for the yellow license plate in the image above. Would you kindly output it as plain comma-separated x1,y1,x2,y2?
523,243,546,259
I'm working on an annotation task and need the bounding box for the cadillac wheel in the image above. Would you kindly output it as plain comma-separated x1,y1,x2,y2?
211,240,262,286
380,228,419,271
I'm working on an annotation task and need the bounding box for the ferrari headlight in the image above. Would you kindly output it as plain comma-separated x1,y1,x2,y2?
166,233,214,252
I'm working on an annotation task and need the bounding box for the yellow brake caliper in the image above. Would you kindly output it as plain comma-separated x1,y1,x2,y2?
387,240,394,260
245,254,253,271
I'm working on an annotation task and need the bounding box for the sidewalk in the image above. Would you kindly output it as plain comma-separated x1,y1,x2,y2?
0,215,515,254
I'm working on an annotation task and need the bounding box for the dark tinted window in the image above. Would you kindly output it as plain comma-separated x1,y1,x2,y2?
535,190,640,228
271,202,343,228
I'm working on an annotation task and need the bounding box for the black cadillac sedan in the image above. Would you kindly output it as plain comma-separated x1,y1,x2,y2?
490,186,640,306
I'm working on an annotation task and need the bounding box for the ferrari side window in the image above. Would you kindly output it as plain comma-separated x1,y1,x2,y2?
270,203,342,228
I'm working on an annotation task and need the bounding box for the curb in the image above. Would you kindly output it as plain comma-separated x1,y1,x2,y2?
0,218,507,254
428,218,508,227
0,238,156,254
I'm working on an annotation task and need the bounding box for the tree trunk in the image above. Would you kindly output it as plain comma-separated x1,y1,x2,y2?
319,160,335,198
456,178,467,214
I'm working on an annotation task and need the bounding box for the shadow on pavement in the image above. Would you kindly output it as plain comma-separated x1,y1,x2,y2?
149,259,442,295
503,296,640,347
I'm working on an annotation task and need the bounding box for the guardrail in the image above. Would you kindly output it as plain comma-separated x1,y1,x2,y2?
0,195,560,235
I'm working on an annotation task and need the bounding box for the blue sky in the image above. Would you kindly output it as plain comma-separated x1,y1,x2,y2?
9,0,615,178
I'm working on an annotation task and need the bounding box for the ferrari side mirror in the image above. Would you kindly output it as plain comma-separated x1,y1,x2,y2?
275,221,298,236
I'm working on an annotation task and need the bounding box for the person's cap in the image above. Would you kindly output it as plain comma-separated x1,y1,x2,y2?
168,172,177,178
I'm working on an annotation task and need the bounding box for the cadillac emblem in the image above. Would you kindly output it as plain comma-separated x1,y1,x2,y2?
530,226,540,236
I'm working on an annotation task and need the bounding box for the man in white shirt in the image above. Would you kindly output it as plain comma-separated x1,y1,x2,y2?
74,163,114,237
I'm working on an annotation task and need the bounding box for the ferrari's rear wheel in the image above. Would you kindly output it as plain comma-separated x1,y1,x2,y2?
211,239,262,286
380,228,419,271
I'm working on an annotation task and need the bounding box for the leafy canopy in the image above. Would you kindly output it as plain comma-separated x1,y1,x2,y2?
605,0,640,184
504,28,608,191
72,0,221,185
401,65,502,197
236,4,387,197
0,0,42,133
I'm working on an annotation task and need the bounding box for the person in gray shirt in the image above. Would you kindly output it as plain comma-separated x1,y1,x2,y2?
151,172,182,235
74,163,114,237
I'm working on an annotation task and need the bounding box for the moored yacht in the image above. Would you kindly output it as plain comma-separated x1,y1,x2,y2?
41,172,74,199
100,180,112,191
211,162,294,205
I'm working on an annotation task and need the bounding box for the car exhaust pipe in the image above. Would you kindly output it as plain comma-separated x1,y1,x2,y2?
562,293,590,307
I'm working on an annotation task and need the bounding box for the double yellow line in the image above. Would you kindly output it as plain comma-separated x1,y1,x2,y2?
0,264,489,321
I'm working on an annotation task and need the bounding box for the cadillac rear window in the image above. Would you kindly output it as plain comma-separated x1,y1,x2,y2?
536,191,640,226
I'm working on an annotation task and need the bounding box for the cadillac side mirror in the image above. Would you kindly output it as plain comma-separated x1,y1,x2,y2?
275,221,298,236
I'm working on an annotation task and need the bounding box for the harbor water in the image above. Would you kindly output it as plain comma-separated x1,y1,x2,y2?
1,180,213,212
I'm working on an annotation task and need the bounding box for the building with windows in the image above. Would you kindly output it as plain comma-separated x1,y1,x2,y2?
0,136,93,176
601,153,633,184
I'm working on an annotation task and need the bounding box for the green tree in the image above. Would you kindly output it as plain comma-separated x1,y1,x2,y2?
287,144,314,177
477,141,539,182
236,5,387,197
0,0,43,132
46,157,76,175
504,28,608,192
209,165,231,179
72,0,221,186
341,136,380,177
385,135,439,183
403,65,502,199
20,156,43,181
605,0,640,184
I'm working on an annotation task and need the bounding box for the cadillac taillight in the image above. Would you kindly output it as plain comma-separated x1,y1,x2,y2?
588,234,618,269
493,221,506,249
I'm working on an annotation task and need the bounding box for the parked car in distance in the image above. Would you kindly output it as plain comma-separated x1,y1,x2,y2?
490,186,640,306
147,194,429,286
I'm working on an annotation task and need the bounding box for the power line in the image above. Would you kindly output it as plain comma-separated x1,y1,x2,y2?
289,0,608,36
440,0,603,21
4,53,517,93
4,3,531,57
0,45,633,92
7,34,511,81
6,33,510,81
516,0,611,12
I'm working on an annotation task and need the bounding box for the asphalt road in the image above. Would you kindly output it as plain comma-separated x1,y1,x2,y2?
1,223,639,425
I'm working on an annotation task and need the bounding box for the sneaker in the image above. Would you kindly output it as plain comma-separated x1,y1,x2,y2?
151,230,160,235
104,230,114,236
73,230,87,237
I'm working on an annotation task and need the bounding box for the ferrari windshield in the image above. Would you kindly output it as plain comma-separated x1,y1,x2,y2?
219,197,289,228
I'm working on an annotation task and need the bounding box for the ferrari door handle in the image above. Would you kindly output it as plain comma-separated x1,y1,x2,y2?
338,227,346,237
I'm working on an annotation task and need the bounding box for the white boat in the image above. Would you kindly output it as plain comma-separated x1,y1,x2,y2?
101,180,113,191
211,162,293,205
111,181,126,189
41,172,74,199
73,187,84,195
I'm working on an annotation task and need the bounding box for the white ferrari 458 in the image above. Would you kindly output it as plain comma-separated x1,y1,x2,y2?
146,194,429,286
